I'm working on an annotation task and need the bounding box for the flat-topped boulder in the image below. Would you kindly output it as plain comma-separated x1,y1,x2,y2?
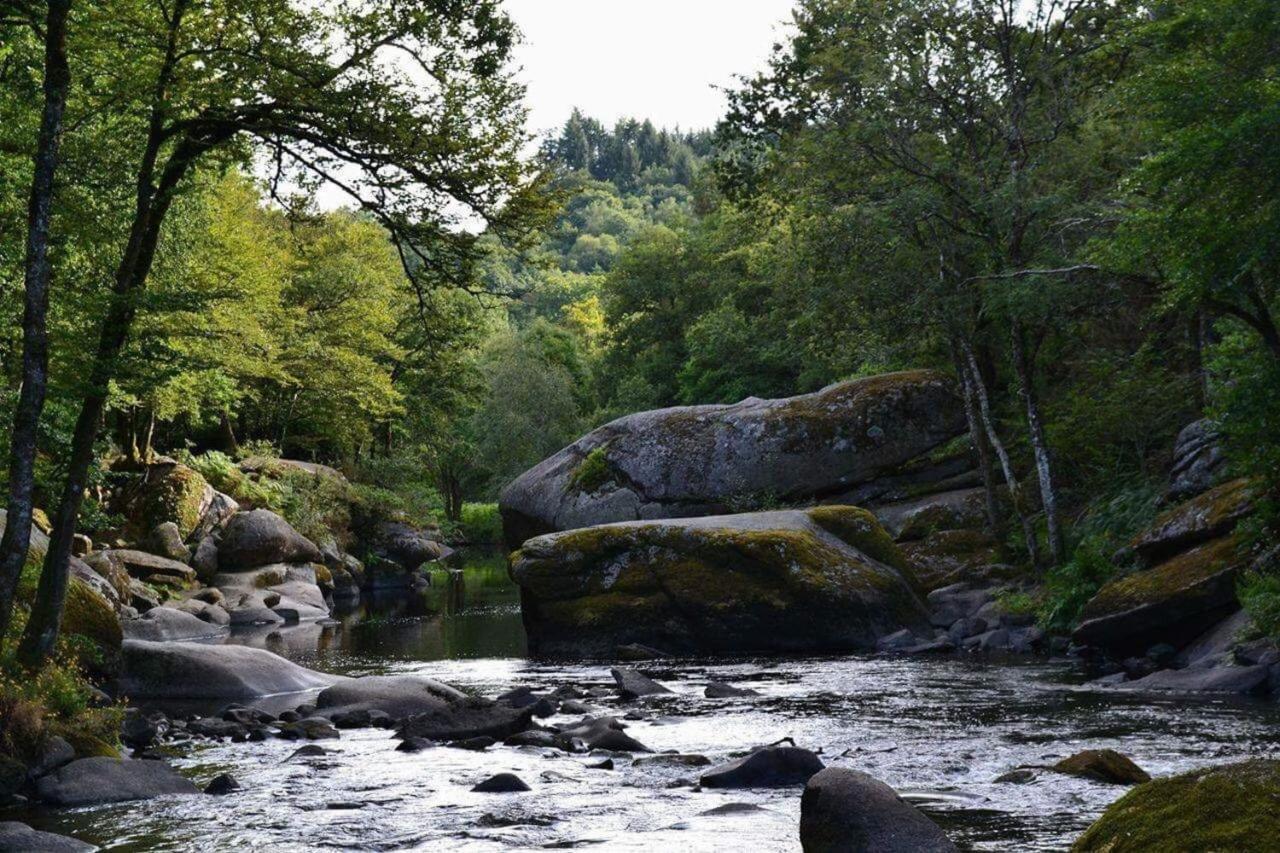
122,606,228,642
1073,536,1248,656
1130,478,1254,566
500,370,964,547
96,549,197,588
508,506,928,657
35,757,198,806
316,675,466,718
120,640,338,700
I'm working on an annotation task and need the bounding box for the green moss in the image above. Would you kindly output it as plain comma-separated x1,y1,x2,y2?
62,578,122,654
1073,760,1280,852
570,447,614,494
807,505,907,570
1083,535,1245,618
135,464,210,539
1054,749,1150,785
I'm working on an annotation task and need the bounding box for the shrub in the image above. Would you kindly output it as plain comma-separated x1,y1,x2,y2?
1239,551,1280,641
460,503,503,545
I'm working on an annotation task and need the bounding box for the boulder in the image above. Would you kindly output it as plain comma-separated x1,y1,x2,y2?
473,773,530,793
315,675,466,718
611,667,672,699
1073,759,1280,852
217,509,321,571
800,767,957,852
899,530,1008,592
116,461,214,540
146,521,190,562
213,563,328,623
1130,478,1254,567
705,681,760,698
190,491,240,543
122,607,228,642
98,549,197,588
1073,536,1249,656
61,577,122,655
1123,663,1271,695
509,506,928,658
1052,749,1150,785
872,487,990,541
80,551,131,602
204,773,240,795
395,698,533,743
700,746,824,789
500,370,965,547
1165,419,1228,503
372,521,453,571
555,716,650,752
173,597,231,627
35,757,198,806
240,456,347,483
0,822,95,852
119,640,337,700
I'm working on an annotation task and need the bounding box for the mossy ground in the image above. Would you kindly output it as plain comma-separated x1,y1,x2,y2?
1073,759,1280,852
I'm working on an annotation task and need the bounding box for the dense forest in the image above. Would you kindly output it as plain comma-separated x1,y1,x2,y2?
0,1,1279,849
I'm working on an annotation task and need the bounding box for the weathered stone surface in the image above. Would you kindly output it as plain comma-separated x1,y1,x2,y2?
1130,478,1254,567
146,521,190,562
473,773,530,793
35,757,198,806
191,491,240,543
213,563,328,623
1124,663,1271,695
80,551,131,602
705,681,760,698
99,549,197,588
701,746,824,789
1176,608,1252,667
1165,419,1228,503
900,530,1008,592
395,698,533,743
122,606,228,642
316,675,466,718
554,716,650,752
217,509,321,571
509,506,928,657
0,821,95,852
120,640,337,700
115,461,214,540
800,767,957,852
240,456,347,483
372,521,453,571
873,487,989,541
1073,759,1280,852
500,370,965,547
61,578,122,654
1053,749,1150,785
1074,536,1248,656
611,668,672,699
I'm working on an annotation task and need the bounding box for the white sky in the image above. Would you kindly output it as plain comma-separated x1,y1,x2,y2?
505,0,798,137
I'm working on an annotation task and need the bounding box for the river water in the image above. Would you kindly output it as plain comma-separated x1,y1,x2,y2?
12,553,1280,851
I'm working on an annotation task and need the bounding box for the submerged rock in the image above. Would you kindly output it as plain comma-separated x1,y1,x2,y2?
473,773,530,793
395,698,533,743
204,773,241,795
1052,749,1150,785
555,716,650,753
509,506,928,657
700,746,824,789
500,370,965,547
1073,759,1280,852
120,640,337,700
705,681,760,698
35,757,198,806
800,767,957,852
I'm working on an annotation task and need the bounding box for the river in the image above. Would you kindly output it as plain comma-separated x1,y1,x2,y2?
10,552,1280,851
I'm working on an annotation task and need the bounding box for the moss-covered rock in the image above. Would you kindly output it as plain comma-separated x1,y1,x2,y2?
1053,749,1150,785
872,486,991,542
899,529,1009,592
1073,536,1248,656
61,577,124,677
118,462,214,541
499,370,965,548
1072,759,1280,852
508,506,928,657
1130,478,1254,567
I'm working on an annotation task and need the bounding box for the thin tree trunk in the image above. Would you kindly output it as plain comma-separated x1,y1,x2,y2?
960,339,1041,567
0,0,73,648
952,341,1002,535
219,410,239,455
142,409,156,463
1011,322,1065,567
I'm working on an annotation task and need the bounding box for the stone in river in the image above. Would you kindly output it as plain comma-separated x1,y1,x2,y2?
800,767,957,852
700,746,824,789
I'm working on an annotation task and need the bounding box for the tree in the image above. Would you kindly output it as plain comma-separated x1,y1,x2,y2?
14,0,544,667
0,0,72,647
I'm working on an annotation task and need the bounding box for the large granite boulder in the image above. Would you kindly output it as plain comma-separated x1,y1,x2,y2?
372,521,453,572
121,606,228,642
509,506,928,658
212,563,329,624
701,746,824,789
119,640,337,700
115,460,214,540
217,509,322,571
1073,760,1280,852
94,549,196,589
872,487,990,541
1130,478,1254,567
35,757,198,806
500,370,965,547
800,767,957,852
1073,536,1249,656
315,675,466,718
0,821,94,852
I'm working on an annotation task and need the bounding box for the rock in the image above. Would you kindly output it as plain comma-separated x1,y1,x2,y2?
286,745,328,760
873,487,990,541
192,536,220,583
1165,419,1228,503
500,370,965,547
60,577,122,655
316,675,466,718
633,753,711,768
995,768,1037,784
1124,663,1270,695
217,509,322,571
147,521,191,562
35,757,199,806
372,521,453,571
705,681,760,698
204,773,240,795
555,717,650,752
926,584,994,627
213,563,328,623
473,773,530,793
449,735,495,751
99,549,197,588
277,717,339,740
612,667,673,699
120,640,337,700
0,822,95,852
700,746,824,789
80,551,131,602
173,597,230,627
122,607,227,642
1130,479,1254,567
0,756,25,803
27,736,75,780
71,533,93,557
800,767,957,852
115,461,214,540
1052,749,1150,785
1174,609,1250,667
121,711,162,750
510,506,928,657
128,579,160,612
191,491,239,543
1073,536,1249,656
615,642,669,661
876,628,919,651
504,729,559,748
1073,759,1280,852
900,530,1008,592
396,737,433,753
240,456,347,482
396,698,533,743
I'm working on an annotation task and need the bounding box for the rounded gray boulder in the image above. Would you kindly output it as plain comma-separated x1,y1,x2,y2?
217,509,321,571
800,767,956,852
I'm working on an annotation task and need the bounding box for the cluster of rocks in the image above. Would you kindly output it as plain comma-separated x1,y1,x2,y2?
876,582,1050,656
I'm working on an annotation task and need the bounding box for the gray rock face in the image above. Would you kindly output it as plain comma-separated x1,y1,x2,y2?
611,668,672,699
872,487,989,541
1166,419,1227,503
800,768,957,853
213,563,329,624
0,821,95,852
373,521,453,571
316,675,466,718
217,509,322,571
191,491,240,543
1124,663,1271,695
120,640,337,700
35,757,198,806
121,607,228,642
500,370,964,547
701,746,824,789
395,699,534,743
97,549,196,588
146,521,190,563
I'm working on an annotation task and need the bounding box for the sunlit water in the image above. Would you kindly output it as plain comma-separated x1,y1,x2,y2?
10,552,1280,851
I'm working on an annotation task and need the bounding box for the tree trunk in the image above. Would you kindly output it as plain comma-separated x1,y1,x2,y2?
0,0,73,649
960,339,1041,567
219,410,239,455
952,342,1002,535
1011,323,1065,567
